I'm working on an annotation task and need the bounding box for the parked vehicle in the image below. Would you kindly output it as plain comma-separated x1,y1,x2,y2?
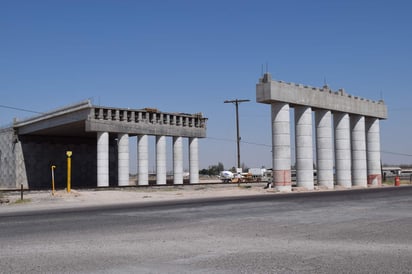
219,171,234,183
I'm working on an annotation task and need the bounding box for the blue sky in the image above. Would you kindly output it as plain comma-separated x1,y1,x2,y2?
1,0,412,171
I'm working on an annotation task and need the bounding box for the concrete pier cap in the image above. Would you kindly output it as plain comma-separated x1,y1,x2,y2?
256,73,387,119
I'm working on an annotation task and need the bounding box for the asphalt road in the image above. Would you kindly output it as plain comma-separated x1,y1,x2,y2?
1,187,411,273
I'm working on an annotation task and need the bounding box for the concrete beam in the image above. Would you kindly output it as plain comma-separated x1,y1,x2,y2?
86,120,206,138
257,73,387,119
13,100,208,139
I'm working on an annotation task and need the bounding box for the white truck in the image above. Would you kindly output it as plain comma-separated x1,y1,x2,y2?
219,170,234,183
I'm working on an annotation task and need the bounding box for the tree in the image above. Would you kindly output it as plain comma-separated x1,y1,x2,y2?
217,162,224,173
199,162,226,176
199,169,209,175
241,162,248,172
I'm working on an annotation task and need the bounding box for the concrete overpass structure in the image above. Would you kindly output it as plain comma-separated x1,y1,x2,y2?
257,73,387,192
0,100,207,189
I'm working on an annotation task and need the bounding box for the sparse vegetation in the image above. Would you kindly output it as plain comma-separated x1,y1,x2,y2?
0,192,10,204
13,198,31,204
199,162,225,176
194,186,207,191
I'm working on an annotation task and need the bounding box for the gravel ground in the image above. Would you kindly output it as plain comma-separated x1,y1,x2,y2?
0,181,399,214
1,182,273,213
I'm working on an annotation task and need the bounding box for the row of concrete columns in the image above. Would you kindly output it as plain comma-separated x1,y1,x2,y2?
97,133,199,187
271,102,382,191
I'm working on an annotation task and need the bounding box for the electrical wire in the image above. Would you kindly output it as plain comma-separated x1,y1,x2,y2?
2,103,412,158
0,104,43,114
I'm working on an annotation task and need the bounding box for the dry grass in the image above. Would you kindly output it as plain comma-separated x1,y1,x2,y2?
13,198,31,204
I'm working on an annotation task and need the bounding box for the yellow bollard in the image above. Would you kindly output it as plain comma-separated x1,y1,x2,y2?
51,165,56,195
66,151,72,193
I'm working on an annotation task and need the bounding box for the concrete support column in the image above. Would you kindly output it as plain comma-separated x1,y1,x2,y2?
315,110,334,189
366,118,382,186
118,133,129,186
351,115,367,187
295,106,314,190
138,135,149,186
271,102,292,192
97,132,109,187
189,137,199,184
156,135,167,185
173,136,183,185
334,113,352,188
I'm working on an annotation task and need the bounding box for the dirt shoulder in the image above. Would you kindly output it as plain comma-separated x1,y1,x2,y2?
0,182,402,215
0,183,273,214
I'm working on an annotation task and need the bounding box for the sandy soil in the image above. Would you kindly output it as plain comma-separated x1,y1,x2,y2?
0,181,398,214
0,183,274,213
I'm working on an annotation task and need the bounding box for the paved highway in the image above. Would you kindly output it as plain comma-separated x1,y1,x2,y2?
1,187,411,273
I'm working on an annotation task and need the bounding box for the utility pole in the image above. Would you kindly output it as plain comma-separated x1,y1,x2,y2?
224,99,250,169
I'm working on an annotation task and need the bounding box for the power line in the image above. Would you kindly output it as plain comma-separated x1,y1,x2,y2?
208,137,412,157
381,150,412,157
3,103,412,159
0,104,43,114
240,140,271,148
206,136,235,143
207,136,271,148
